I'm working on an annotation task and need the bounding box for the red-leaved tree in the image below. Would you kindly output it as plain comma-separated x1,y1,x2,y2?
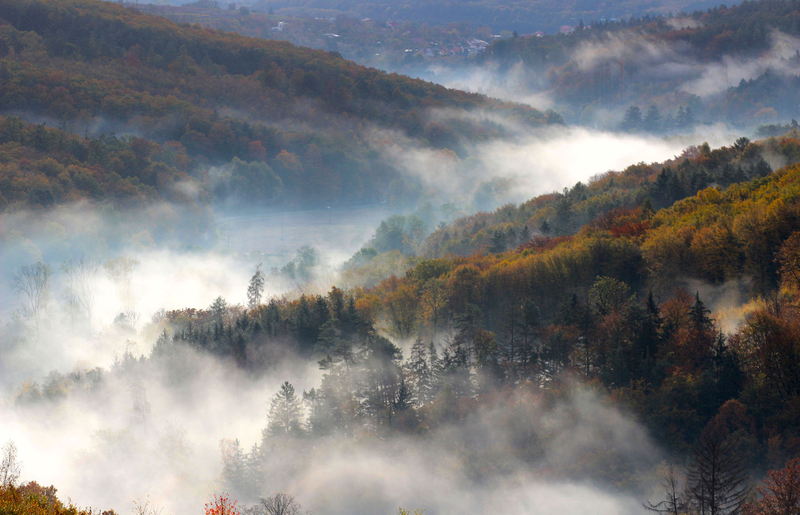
743,458,800,515
204,493,240,515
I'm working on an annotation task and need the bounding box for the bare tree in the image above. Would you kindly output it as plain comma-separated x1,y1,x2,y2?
132,496,163,515
61,255,100,326
1,440,21,487
125,310,142,331
260,493,301,515
686,424,750,515
104,257,139,311
130,377,151,435
12,262,51,340
158,422,193,463
644,463,686,515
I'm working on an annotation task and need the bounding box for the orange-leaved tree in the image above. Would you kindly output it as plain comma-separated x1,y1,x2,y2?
204,493,240,515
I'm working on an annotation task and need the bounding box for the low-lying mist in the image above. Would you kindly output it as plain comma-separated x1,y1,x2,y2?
2,336,660,515
373,110,737,210
392,28,800,130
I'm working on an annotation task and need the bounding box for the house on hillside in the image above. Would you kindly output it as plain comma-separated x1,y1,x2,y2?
467,39,489,53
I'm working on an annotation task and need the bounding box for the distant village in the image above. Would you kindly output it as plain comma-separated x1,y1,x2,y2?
123,0,598,62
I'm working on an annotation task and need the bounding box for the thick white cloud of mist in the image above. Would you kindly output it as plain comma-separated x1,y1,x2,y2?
422,61,555,109
0,201,385,388
0,248,251,387
681,30,800,97
1,349,661,515
215,205,392,264
0,345,321,515
571,32,681,73
296,443,647,515
374,115,737,209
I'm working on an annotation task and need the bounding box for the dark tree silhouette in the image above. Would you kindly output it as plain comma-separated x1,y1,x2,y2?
686,422,749,515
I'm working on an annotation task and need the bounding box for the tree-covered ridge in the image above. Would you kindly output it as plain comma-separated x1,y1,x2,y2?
0,0,481,114
467,0,800,126
413,134,799,258
0,114,213,211
225,148,800,463
0,0,552,210
8,139,800,513
487,0,800,66
145,0,800,130
0,0,551,129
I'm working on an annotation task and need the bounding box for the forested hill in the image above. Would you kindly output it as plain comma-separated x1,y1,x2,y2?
367,135,792,260
253,0,725,34
0,0,495,121
486,0,800,67
0,0,553,213
472,0,800,126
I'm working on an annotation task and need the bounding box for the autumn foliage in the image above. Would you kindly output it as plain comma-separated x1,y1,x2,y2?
743,459,800,515
204,493,240,515
0,482,114,515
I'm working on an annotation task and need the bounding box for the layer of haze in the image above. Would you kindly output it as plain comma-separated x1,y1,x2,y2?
397,29,800,128
1,352,659,515
374,110,737,209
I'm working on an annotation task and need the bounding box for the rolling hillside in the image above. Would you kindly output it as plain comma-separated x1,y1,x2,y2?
0,0,552,212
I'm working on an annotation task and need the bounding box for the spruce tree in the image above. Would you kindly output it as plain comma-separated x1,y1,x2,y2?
267,381,304,437
247,264,265,310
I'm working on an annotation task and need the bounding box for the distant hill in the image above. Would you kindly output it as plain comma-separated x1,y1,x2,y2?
0,0,553,212
158,0,800,131
467,0,800,126
250,0,729,34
